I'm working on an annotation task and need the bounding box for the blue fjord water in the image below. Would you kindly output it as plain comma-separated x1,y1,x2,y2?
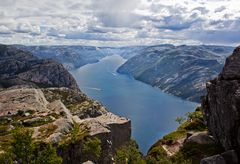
71,54,198,154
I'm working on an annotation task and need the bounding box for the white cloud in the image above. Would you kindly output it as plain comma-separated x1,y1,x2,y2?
0,0,240,46
0,25,11,34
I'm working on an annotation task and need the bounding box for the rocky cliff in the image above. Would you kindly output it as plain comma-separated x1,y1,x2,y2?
0,87,131,163
0,45,131,163
201,46,240,163
0,44,79,91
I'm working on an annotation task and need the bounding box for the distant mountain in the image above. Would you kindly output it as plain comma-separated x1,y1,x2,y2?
16,45,111,70
117,45,234,102
15,44,234,102
0,44,79,90
16,45,149,70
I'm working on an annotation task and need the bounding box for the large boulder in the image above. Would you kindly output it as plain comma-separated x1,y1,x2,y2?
185,131,215,145
200,150,238,164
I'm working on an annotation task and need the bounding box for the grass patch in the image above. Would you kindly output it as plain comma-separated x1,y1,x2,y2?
175,142,224,164
0,125,12,136
23,116,55,127
38,124,58,139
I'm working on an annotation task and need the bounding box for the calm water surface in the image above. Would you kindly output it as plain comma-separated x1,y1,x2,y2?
71,55,198,154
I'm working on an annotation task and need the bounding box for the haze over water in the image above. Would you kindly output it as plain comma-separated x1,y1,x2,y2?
71,55,198,154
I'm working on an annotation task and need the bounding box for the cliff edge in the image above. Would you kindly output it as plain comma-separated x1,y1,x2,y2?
201,46,240,163
0,44,131,164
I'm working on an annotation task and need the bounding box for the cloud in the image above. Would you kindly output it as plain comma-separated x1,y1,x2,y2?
192,7,209,15
215,6,226,13
190,30,240,44
0,0,240,46
153,15,201,31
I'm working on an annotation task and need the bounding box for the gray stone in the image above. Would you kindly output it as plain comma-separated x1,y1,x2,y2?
200,155,226,164
82,161,94,164
24,112,30,117
202,46,240,150
202,46,240,163
0,44,79,91
221,150,238,164
185,131,215,145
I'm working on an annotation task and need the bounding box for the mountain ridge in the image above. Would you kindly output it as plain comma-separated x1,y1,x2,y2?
0,44,131,164
0,44,79,91
117,45,234,102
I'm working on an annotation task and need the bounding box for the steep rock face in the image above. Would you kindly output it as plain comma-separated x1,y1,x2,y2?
202,46,240,161
62,113,131,164
118,45,234,102
0,44,79,91
0,87,131,164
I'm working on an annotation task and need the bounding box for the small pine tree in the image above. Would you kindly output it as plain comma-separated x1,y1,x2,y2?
115,140,145,164
175,116,186,125
10,127,62,164
11,127,34,164
32,143,62,164
82,137,101,162
0,152,13,164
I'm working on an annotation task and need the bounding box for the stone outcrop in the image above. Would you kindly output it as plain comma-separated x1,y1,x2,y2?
0,44,79,91
63,112,131,164
200,150,238,164
0,88,49,116
185,131,215,145
202,46,240,163
0,87,131,164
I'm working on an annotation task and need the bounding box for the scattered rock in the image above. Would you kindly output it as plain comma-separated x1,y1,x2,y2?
82,161,94,164
221,150,239,164
185,131,215,145
0,88,50,116
24,112,30,117
200,150,239,164
200,154,226,164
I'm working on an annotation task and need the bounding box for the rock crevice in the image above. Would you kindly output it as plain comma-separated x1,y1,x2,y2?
202,46,240,163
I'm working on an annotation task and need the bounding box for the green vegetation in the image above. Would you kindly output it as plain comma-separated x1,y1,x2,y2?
146,153,192,164
175,116,186,125
82,137,101,162
32,142,62,164
11,128,34,163
58,122,102,163
145,106,223,164
115,140,192,164
161,106,206,144
0,127,62,164
23,116,56,127
58,122,89,147
38,123,58,139
0,125,12,136
70,123,89,143
115,140,145,164
42,89,88,113
176,142,223,164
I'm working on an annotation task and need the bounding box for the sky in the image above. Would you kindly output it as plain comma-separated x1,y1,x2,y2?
0,0,240,46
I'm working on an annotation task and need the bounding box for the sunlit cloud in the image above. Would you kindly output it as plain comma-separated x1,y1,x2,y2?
0,0,240,46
